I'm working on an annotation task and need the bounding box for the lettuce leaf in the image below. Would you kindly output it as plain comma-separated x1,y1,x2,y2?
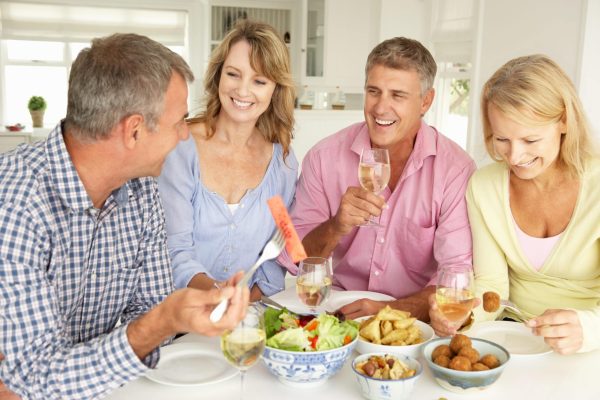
266,327,310,351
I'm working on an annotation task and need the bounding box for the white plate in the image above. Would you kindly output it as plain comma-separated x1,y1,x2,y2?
270,286,394,315
145,342,238,386
468,321,552,357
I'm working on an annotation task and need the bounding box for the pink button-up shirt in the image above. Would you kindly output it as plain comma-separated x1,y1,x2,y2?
279,121,475,299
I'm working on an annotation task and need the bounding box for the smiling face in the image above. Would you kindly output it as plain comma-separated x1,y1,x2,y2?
363,64,434,150
488,104,565,180
218,40,276,125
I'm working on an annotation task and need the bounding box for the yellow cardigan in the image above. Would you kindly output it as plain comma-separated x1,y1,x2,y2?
467,158,600,353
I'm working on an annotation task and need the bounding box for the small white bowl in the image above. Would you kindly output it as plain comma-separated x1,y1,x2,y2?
351,352,422,400
354,317,435,359
422,337,510,393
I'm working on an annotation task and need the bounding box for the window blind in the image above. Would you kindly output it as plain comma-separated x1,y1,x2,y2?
431,0,474,61
0,2,187,45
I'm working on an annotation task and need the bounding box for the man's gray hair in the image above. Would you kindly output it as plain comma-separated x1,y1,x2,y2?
365,37,437,95
65,33,194,140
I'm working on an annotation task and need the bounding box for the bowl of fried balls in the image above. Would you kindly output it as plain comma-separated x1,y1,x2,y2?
352,352,422,400
422,334,510,393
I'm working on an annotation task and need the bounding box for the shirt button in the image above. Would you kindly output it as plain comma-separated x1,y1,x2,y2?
374,271,380,276
377,237,385,244
240,203,245,208
224,266,229,272
230,224,236,229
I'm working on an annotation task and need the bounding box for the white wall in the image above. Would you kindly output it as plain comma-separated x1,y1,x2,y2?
378,0,430,43
293,110,364,164
468,0,595,164
323,0,380,92
578,0,600,138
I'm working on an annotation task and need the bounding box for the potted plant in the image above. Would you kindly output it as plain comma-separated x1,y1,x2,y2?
28,96,47,128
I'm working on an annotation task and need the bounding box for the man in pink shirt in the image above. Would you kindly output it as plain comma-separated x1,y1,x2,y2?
280,37,476,321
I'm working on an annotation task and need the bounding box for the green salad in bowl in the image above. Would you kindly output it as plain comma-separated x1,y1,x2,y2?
265,307,359,351
262,307,359,387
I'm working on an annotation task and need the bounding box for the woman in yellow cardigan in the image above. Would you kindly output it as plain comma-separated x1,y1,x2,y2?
463,54,599,354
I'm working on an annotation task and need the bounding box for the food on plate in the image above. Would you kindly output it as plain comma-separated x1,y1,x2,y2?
431,335,502,372
354,354,416,380
449,333,471,354
264,306,358,352
4,123,25,132
483,291,500,312
358,305,423,346
267,196,307,263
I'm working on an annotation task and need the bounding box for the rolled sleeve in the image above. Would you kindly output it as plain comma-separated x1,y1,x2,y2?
250,260,286,296
575,308,600,353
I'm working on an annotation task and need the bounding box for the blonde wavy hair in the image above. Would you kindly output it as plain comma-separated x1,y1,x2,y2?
189,19,295,160
481,54,595,177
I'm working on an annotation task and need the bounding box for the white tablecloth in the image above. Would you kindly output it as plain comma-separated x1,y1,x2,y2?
106,331,600,400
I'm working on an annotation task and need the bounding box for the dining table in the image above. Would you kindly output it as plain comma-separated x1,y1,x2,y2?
106,288,600,400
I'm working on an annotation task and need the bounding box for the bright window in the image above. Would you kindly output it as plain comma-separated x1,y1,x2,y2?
429,62,471,150
0,2,189,129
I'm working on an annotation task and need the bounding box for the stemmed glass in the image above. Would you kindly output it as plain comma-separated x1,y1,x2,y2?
358,148,390,227
296,257,333,314
435,266,476,324
220,306,266,400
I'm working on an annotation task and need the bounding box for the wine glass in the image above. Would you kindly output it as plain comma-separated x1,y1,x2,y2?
435,266,476,324
220,306,265,400
296,257,333,314
358,148,390,227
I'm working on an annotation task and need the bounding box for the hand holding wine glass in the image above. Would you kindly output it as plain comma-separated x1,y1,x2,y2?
221,305,266,400
358,148,390,227
435,266,475,327
296,257,333,314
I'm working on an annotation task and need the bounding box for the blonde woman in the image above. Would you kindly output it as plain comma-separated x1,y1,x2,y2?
158,20,297,301
464,55,599,354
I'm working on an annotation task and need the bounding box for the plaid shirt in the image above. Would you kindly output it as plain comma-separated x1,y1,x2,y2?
0,123,174,399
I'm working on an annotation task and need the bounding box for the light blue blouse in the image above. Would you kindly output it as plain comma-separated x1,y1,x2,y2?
158,136,298,296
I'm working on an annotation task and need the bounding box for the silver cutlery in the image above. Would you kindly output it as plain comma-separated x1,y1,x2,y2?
210,230,286,323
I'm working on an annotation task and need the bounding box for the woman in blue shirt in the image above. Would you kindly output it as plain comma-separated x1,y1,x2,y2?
158,20,297,300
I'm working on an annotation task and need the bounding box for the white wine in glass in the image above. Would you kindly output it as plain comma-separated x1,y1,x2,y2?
436,266,475,323
296,257,333,313
358,148,390,227
221,306,265,400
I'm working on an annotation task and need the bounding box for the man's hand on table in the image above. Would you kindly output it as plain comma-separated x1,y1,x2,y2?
526,309,583,355
338,298,388,320
339,287,436,322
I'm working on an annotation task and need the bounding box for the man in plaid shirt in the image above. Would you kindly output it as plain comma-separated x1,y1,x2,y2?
0,34,249,399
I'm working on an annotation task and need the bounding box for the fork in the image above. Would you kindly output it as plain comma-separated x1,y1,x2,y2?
209,230,286,323
501,299,527,320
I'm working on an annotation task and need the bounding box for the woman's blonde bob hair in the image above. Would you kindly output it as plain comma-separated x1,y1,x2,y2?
189,19,295,159
481,54,595,177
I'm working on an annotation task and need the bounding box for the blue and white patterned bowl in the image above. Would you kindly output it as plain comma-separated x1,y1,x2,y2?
351,352,422,400
422,337,510,393
262,337,358,387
